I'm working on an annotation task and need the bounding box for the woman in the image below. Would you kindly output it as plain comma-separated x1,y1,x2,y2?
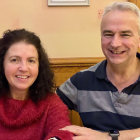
0,29,73,140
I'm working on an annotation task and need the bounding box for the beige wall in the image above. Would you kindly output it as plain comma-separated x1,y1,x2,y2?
0,0,126,58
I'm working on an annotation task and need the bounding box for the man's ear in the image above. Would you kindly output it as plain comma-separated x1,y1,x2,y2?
138,37,140,52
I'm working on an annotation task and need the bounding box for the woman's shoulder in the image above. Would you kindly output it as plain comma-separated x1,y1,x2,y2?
42,93,63,105
45,93,59,100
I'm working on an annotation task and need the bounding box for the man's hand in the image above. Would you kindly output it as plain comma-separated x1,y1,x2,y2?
61,125,111,140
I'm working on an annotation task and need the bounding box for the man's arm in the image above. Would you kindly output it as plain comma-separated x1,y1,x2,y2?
56,74,79,111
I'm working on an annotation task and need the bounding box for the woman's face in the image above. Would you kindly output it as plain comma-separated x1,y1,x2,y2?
3,41,39,99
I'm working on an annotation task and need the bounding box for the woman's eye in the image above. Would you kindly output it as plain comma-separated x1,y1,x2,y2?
10,58,18,63
29,59,36,63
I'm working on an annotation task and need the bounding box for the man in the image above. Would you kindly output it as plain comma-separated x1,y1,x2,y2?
57,2,140,140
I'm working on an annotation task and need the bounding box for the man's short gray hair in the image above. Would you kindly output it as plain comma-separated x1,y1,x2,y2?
102,2,140,34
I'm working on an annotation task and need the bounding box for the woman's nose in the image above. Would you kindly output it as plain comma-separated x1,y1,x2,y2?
18,61,28,71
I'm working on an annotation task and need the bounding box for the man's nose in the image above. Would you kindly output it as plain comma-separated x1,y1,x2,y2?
111,35,121,47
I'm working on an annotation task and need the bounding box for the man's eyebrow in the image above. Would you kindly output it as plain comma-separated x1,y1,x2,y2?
121,30,132,33
102,30,113,34
102,30,133,34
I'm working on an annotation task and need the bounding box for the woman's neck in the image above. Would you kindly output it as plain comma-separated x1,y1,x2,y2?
9,88,29,100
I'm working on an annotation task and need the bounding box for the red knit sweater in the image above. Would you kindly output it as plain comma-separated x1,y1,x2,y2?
0,93,73,140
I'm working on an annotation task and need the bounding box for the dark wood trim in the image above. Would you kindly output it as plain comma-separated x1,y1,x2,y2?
50,57,105,66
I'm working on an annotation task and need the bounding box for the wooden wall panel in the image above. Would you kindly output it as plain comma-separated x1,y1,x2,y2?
128,0,140,8
136,0,140,8
50,57,105,126
50,57,105,87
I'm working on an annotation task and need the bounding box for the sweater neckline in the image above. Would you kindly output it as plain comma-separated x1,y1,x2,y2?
0,96,47,128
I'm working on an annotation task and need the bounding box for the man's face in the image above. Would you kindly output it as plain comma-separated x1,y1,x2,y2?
101,10,140,65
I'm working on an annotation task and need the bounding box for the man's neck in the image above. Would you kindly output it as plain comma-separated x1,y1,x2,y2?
106,58,140,92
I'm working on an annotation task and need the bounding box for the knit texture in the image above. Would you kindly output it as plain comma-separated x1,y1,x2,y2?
0,93,73,140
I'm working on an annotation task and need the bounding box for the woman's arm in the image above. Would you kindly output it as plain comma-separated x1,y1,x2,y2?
44,94,73,140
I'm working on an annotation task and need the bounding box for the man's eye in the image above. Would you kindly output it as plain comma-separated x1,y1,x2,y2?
121,34,131,37
104,33,113,37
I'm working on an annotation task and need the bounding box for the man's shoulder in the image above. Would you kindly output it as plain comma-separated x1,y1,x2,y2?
71,60,106,78
82,61,104,72
69,60,106,84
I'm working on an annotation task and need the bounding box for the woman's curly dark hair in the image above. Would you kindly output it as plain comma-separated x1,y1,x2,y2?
0,29,55,102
